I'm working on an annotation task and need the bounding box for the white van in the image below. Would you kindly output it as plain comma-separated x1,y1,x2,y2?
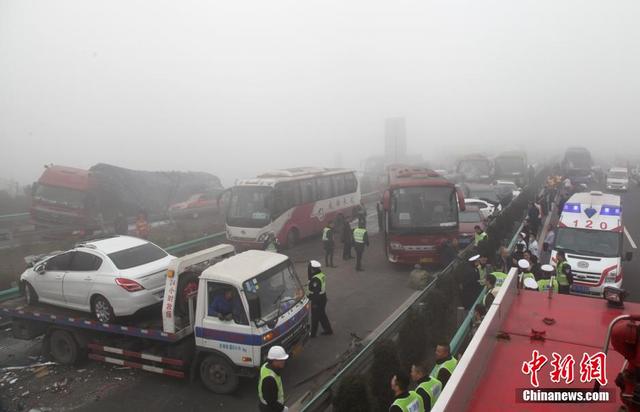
606,167,629,192
552,191,632,297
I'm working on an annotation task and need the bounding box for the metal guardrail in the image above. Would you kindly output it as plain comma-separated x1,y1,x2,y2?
0,212,30,221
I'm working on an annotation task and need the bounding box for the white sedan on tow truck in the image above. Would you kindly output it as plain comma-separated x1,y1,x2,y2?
21,235,175,323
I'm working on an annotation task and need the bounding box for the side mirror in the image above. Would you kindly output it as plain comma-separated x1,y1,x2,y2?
382,190,390,210
35,264,46,275
625,252,633,262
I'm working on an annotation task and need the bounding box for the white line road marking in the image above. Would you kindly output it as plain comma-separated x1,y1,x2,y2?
625,227,637,249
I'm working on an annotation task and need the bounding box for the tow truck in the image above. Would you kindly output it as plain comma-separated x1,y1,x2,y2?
1,245,310,394
433,269,640,411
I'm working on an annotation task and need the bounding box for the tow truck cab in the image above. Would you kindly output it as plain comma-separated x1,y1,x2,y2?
553,191,632,297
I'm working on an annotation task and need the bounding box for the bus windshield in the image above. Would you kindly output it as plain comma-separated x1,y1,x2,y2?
243,261,304,323
555,227,621,258
389,186,458,233
226,186,273,228
34,184,86,209
457,159,491,178
609,171,628,179
495,157,525,175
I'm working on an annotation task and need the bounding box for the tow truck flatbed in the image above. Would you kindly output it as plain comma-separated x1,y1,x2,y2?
434,269,639,411
2,297,191,343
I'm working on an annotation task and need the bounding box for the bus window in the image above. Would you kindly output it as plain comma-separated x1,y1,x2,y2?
300,179,316,204
345,173,358,193
317,176,333,200
333,174,346,196
274,182,296,218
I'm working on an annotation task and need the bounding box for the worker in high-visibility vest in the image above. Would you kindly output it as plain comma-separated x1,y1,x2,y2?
411,362,442,412
537,264,559,293
308,260,333,337
389,372,425,412
258,345,289,412
555,250,573,295
473,225,487,247
352,222,369,271
321,221,336,268
432,343,458,388
263,232,279,253
491,271,508,287
518,259,536,282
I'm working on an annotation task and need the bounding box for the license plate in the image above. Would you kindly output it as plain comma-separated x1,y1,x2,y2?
571,285,590,294
420,258,433,263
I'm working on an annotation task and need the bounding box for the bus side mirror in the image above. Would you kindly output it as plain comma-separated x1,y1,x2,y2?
382,190,390,210
625,252,633,262
31,184,37,197
456,188,466,211
246,293,261,320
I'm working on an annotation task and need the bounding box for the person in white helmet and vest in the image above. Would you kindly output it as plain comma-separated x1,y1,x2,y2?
308,260,333,337
258,345,289,412
321,221,336,267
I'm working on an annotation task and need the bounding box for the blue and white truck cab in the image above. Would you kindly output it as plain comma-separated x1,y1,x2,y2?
552,191,632,297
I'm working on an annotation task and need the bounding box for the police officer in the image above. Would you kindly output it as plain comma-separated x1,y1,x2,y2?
537,264,559,293
432,343,458,387
555,250,573,295
389,372,425,412
352,222,369,271
322,221,336,267
308,260,333,337
258,345,289,412
491,271,508,287
518,259,536,282
411,362,442,412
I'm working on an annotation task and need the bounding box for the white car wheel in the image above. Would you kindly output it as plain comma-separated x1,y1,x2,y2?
92,296,116,323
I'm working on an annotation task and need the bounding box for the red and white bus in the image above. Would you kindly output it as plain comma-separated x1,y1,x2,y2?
225,168,361,249
381,166,465,266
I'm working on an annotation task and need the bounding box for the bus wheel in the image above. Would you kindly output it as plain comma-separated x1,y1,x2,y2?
48,329,79,365
286,228,299,249
200,354,239,394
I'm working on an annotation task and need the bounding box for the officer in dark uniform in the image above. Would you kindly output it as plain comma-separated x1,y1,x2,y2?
308,260,333,337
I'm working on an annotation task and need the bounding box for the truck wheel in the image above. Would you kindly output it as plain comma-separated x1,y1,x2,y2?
49,330,79,365
24,282,38,305
176,272,199,317
91,295,116,323
199,354,239,394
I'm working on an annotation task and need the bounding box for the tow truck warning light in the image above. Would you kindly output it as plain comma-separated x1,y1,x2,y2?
521,350,607,388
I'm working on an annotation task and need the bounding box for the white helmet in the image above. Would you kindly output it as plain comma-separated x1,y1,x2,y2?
518,259,530,270
267,345,289,361
310,260,322,269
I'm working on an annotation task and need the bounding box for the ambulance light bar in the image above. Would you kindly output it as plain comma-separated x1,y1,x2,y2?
563,203,581,213
600,205,621,216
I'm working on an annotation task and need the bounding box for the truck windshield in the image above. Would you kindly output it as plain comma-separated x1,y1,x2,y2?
243,261,304,323
609,172,628,179
226,186,272,228
495,157,525,175
34,184,86,209
457,159,491,179
389,186,458,233
555,227,621,258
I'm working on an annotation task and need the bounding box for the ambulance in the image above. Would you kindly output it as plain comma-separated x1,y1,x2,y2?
552,191,632,297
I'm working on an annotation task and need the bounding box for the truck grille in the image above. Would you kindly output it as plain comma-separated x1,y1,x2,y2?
571,270,602,286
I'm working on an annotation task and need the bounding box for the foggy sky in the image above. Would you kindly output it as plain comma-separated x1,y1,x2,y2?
1,0,640,186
